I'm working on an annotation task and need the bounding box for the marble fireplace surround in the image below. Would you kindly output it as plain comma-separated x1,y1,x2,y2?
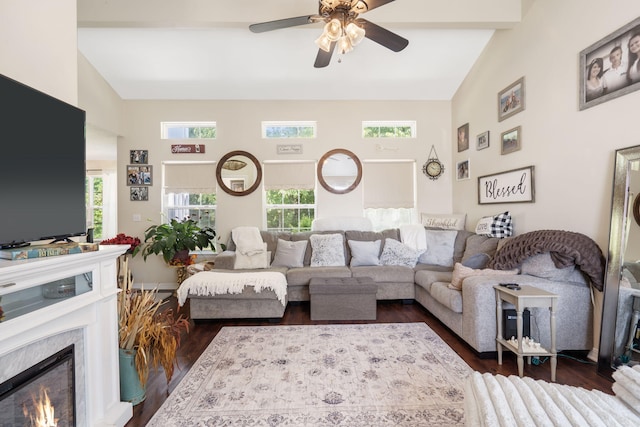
0,245,131,427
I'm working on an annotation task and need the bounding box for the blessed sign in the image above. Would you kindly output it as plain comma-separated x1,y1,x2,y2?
477,166,535,204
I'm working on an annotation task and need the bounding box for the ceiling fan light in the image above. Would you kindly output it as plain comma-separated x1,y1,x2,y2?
315,33,333,52
339,36,353,54
345,22,365,46
324,19,342,41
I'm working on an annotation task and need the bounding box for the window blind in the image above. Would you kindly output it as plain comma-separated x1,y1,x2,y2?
163,162,217,193
264,162,316,190
363,161,415,208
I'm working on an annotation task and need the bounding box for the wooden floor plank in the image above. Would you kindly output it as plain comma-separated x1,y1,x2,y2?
124,299,613,427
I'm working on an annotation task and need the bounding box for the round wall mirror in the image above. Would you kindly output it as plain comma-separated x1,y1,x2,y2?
216,150,262,196
317,148,362,194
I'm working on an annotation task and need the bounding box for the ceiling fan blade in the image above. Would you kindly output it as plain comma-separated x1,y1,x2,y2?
351,0,396,13
249,15,317,33
356,18,408,52
314,42,336,68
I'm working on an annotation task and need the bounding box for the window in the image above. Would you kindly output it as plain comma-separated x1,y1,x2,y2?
362,121,416,138
266,190,315,232
362,161,416,230
161,121,216,139
263,162,316,232
262,121,316,139
86,175,103,239
163,163,217,229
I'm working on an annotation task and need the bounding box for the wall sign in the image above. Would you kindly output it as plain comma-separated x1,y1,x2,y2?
171,144,205,154
477,166,535,205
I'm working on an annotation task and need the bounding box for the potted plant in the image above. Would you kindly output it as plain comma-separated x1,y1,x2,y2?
117,267,189,404
138,217,218,265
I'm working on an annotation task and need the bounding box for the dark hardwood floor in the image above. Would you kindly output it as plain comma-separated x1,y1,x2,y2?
125,298,613,426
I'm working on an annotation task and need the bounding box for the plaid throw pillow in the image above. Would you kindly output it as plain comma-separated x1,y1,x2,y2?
475,211,513,238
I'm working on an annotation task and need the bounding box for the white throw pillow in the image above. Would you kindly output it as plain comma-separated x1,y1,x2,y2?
310,233,346,267
419,230,457,267
380,238,420,268
348,239,381,267
271,239,307,268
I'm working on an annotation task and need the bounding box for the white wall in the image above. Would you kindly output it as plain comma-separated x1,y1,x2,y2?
0,0,78,105
452,0,640,250
118,100,453,284
451,0,640,358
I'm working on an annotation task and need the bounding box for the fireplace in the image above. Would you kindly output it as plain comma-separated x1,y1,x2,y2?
0,345,75,426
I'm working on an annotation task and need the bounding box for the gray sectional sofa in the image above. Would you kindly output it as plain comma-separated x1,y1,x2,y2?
192,227,599,355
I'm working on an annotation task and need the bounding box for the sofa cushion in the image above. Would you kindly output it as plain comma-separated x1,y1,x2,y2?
351,265,415,283
345,229,400,261
449,262,518,290
419,229,457,267
453,230,474,264
347,239,381,267
380,238,420,268
310,233,346,267
520,252,576,281
462,253,491,269
291,230,347,266
414,269,453,294
285,266,351,286
271,239,307,268
430,282,463,313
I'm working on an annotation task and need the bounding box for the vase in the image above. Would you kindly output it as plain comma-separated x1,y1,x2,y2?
119,348,146,405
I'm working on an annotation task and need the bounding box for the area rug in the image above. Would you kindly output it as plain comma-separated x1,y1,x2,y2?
147,323,472,426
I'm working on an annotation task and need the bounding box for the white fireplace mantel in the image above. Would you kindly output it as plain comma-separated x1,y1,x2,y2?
0,245,132,427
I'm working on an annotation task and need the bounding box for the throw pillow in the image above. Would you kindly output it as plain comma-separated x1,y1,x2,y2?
310,233,346,267
380,238,420,268
461,234,499,263
348,239,381,267
271,239,307,268
475,211,513,238
461,253,491,269
449,262,519,291
418,230,457,267
420,213,467,230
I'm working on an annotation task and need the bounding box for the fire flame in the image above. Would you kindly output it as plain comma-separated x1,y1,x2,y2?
22,385,58,427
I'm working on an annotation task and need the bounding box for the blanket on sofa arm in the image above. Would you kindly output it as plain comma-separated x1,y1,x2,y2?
488,230,605,291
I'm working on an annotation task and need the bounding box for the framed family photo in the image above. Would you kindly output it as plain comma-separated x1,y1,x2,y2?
580,16,640,110
457,123,469,152
476,131,490,150
129,149,148,164
130,186,149,201
498,77,525,122
126,165,153,186
456,159,470,181
500,126,521,155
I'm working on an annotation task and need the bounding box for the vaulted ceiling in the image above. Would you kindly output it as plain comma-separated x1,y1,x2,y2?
77,0,523,101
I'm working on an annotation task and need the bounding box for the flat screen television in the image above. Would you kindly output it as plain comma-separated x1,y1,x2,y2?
0,74,86,248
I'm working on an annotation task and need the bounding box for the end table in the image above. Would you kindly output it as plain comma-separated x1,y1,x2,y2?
494,284,559,382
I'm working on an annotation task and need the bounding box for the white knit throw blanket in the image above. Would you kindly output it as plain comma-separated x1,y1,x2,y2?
177,271,287,306
464,371,640,426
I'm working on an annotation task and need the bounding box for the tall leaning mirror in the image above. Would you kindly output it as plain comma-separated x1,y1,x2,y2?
599,145,640,378
216,150,262,196
317,148,362,195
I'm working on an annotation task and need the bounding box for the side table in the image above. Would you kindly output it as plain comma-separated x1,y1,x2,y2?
494,284,559,382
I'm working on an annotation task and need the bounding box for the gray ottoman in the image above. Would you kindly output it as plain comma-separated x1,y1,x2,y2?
309,277,377,320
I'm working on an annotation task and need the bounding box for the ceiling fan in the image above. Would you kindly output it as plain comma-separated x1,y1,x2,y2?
249,0,409,68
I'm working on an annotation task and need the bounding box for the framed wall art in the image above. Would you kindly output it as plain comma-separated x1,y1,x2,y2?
498,77,525,122
478,165,535,205
456,159,470,181
129,150,148,164
579,16,640,110
457,123,469,152
126,165,152,186
500,126,521,155
477,131,490,150
130,186,149,201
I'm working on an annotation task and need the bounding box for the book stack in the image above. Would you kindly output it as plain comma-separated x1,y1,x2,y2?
0,242,99,260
